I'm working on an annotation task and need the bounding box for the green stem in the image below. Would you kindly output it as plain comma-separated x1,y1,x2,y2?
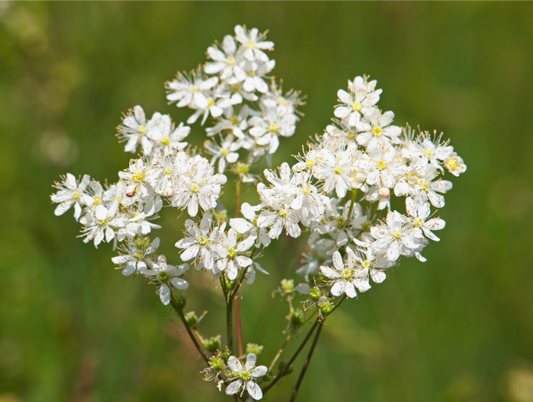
268,333,292,373
169,300,209,364
347,189,358,218
262,320,320,395
289,322,324,402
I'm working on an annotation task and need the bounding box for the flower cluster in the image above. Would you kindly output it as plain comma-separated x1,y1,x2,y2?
51,25,466,401
167,24,302,169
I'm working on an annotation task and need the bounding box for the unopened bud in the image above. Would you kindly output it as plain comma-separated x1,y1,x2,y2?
290,309,305,326
209,356,224,371
184,311,198,326
163,187,174,198
213,209,227,222
309,287,321,301
281,279,295,292
378,187,390,198
320,300,334,315
204,335,221,352
246,343,264,355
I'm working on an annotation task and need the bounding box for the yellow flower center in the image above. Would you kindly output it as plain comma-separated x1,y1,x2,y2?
161,136,170,145
342,269,353,280
72,191,81,201
305,159,315,169
393,231,402,240
199,236,208,246
221,148,229,157
93,195,102,205
227,248,236,259
414,218,423,227
277,97,286,105
268,123,278,133
347,130,356,140
207,97,215,107
137,125,146,135
190,184,199,193
133,172,144,183
362,261,372,270
372,126,383,137
227,55,236,66
377,160,387,170
334,166,343,175
352,100,362,111
303,186,311,196
447,158,458,170
164,167,173,175
190,84,199,93
425,149,435,158
279,209,288,218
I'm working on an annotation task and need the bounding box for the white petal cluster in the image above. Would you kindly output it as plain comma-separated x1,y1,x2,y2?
166,24,302,173
225,353,267,400
245,75,466,300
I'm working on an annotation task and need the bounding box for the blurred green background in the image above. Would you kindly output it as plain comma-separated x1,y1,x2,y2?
1,2,533,402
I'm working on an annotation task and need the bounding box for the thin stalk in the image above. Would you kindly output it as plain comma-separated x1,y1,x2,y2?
262,320,319,395
347,189,358,218
235,180,241,218
169,300,209,364
234,295,244,356
268,333,291,373
289,323,324,402
227,287,234,354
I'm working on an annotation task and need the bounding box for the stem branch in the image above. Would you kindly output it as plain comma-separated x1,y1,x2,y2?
169,299,209,364
289,323,323,402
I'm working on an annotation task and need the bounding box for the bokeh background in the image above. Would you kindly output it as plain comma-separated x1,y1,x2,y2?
1,2,533,402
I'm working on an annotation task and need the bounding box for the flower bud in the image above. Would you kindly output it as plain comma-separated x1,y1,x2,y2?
378,187,390,198
163,187,174,198
209,356,224,371
246,343,264,355
309,287,321,301
320,300,334,315
213,209,227,222
220,347,231,363
289,309,305,326
185,311,198,326
281,279,295,292
204,335,221,352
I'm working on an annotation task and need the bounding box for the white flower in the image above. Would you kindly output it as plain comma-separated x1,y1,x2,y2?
205,35,241,80
320,248,370,298
175,214,220,270
234,25,274,62
370,211,419,261
51,173,94,221
444,152,467,177
204,136,241,173
170,156,227,217
142,256,189,305
405,197,445,242
112,237,160,276
213,228,253,280
334,76,382,127
356,110,402,148
313,144,358,198
166,69,219,120
225,353,267,400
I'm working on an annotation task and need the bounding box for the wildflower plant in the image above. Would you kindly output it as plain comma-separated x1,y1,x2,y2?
51,25,466,401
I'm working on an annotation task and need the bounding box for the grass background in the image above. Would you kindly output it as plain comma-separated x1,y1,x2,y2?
1,2,533,402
